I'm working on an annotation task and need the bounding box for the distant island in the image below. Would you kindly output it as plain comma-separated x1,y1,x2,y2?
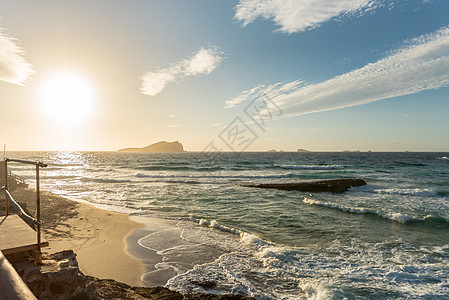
268,149,311,152
118,141,185,153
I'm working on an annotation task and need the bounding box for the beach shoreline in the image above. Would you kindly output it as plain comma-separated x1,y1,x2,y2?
8,187,153,287
4,187,252,299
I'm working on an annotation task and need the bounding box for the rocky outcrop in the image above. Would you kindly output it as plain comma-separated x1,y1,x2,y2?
241,178,366,193
12,250,87,299
118,141,185,153
10,250,252,299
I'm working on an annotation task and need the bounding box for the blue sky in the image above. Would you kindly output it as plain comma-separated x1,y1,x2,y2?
1,0,448,151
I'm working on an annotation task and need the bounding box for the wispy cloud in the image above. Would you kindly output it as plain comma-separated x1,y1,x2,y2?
168,124,180,128
225,80,304,108
235,0,377,34
141,46,224,96
226,26,449,118
0,28,33,85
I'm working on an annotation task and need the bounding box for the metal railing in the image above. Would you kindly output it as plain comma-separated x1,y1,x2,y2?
7,171,27,187
2,158,47,255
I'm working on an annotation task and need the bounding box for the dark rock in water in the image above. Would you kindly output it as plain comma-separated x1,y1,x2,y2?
118,141,185,153
241,178,366,193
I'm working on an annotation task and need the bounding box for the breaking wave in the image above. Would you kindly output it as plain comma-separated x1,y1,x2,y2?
302,197,449,228
276,164,344,170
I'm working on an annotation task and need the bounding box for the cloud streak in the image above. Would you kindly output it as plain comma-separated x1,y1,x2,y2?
226,26,449,119
235,0,377,34
225,80,305,108
0,28,33,85
141,46,224,96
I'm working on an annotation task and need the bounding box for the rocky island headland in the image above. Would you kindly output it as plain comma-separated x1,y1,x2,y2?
118,141,185,153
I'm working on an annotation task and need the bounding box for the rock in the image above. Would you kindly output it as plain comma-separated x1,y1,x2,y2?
10,250,253,299
85,278,183,299
118,141,185,153
12,250,86,299
240,178,367,193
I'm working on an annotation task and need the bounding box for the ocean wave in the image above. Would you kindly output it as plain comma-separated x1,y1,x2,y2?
136,165,224,172
161,180,202,185
169,219,372,299
80,177,133,184
437,156,449,160
276,164,344,170
394,161,428,166
85,168,116,173
372,188,438,197
408,215,449,228
190,217,242,236
42,175,79,180
168,220,301,298
135,172,301,180
302,198,449,227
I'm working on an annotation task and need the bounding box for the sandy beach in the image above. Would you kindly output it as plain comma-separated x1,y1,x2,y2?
10,187,150,287
4,187,250,299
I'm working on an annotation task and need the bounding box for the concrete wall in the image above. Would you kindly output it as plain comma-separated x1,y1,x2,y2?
0,251,37,300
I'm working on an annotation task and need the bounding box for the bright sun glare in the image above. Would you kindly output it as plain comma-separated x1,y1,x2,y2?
40,73,95,125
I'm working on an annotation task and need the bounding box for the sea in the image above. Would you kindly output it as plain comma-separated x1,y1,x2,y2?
6,151,449,299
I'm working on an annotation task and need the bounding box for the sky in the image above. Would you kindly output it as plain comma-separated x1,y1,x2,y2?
1,0,448,152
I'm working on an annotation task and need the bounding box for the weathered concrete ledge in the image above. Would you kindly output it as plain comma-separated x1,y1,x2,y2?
240,178,367,193
0,251,36,300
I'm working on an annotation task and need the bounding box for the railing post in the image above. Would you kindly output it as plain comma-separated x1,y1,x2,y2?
36,163,41,252
4,159,8,216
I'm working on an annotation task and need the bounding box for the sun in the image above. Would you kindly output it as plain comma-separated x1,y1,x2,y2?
39,72,95,125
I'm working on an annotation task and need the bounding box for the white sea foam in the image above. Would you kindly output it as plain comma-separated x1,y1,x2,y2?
276,164,345,170
373,188,438,197
168,217,449,298
302,197,418,223
166,220,314,299
190,217,242,235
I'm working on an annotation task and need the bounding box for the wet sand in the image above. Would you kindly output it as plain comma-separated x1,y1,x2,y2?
6,187,225,289
8,187,148,287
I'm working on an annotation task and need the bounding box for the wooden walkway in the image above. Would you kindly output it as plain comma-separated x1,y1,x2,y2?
0,214,48,256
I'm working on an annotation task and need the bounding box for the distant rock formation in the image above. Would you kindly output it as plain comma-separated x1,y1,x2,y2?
297,148,310,152
240,178,367,193
118,141,185,153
